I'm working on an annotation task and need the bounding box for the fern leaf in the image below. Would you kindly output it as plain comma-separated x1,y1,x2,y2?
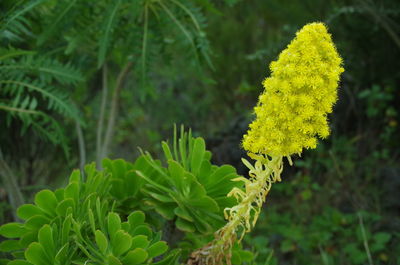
97,0,122,68
0,80,82,124
0,53,83,85
158,1,197,57
2,0,44,29
0,48,35,61
37,0,78,45
0,103,69,156
170,0,201,33
0,0,44,42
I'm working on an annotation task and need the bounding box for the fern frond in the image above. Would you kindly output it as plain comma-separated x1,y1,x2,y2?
0,52,83,85
0,103,69,156
0,47,35,61
0,80,82,123
97,0,122,68
37,0,78,45
170,0,202,33
158,1,199,61
0,0,44,43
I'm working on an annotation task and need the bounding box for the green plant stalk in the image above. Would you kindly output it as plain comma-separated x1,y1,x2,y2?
190,155,283,265
101,61,132,160
96,65,108,168
76,121,86,175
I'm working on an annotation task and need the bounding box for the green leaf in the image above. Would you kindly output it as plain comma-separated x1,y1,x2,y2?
88,209,96,234
371,232,392,252
110,179,125,200
146,191,174,203
37,0,78,45
2,0,46,30
373,232,391,244
98,0,122,68
128,211,145,228
198,160,212,180
190,138,206,175
20,232,37,248
191,212,213,234
61,215,72,245
108,213,122,240
238,250,254,261
187,196,219,212
0,240,22,252
34,190,58,215
0,49,35,61
132,225,152,238
152,202,175,220
25,215,49,229
158,1,199,64
167,160,185,191
161,141,173,161
0,80,82,125
175,217,195,233
123,248,148,265
110,159,128,179
153,249,181,265
108,254,122,265
124,171,142,197
131,235,149,249
174,207,194,222
8,260,32,265
178,127,188,168
187,177,207,198
204,165,236,188
0,223,25,238
54,243,69,263
25,242,50,265
95,230,108,253
96,197,106,232
38,225,55,256
69,169,81,183
112,230,132,256
17,204,44,220
54,188,65,202
56,198,75,217
64,182,79,203
147,241,168,258
121,222,130,232
231,250,241,265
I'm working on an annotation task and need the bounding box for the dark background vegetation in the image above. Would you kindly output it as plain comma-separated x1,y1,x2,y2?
1,0,399,264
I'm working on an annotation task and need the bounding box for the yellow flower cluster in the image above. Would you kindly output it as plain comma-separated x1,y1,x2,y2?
242,22,344,157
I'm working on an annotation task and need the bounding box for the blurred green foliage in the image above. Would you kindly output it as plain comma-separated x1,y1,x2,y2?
1,0,400,264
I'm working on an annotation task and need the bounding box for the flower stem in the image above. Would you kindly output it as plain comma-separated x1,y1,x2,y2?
189,155,283,265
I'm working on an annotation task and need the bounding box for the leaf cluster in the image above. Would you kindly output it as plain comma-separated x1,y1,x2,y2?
0,47,83,156
0,128,252,264
0,163,177,265
138,126,242,234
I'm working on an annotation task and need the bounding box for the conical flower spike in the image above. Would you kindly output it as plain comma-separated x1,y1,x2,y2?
243,22,344,157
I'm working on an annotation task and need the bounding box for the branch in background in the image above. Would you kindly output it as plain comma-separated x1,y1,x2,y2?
0,149,24,221
358,212,374,265
358,0,400,51
101,61,133,160
76,121,86,177
96,65,108,168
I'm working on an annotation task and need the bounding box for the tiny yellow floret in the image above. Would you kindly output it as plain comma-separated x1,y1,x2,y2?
242,22,344,157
